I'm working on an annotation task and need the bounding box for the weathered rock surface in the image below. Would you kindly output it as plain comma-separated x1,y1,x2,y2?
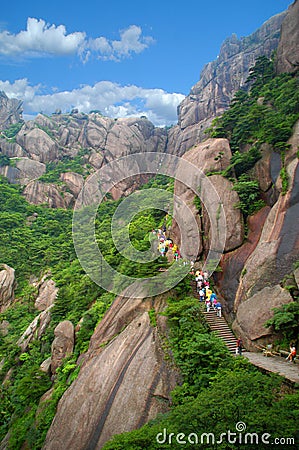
0,91,23,130
171,138,243,259
167,12,286,155
276,0,299,74
50,320,74,374
233,285,293,350
0,264,16,313
15,158,46,185
43,291,178,449
232,121,299,311
16,127,59,163
23,180,73,208
0,158,46,185
34,278,58,311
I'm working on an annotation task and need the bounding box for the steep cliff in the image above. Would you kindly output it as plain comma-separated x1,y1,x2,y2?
166,12,286,156
275,0,299,74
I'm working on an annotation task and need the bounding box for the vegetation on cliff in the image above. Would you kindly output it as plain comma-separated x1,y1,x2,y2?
207,56,299,207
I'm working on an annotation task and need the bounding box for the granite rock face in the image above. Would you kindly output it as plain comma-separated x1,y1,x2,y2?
171,138,244,259
167,12,286,156
50,320,74,375
43,290,178,449
0,91,23,130
276,0,299,74
0,264,16,313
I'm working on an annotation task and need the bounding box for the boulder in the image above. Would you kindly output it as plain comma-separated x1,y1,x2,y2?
16,127,59,163
34,278,58,311
171,139,243,259
60,172,84,197
0,264,16,313
50,320,74,374
201,174,244,253
276,0,299,74
15,158,46,185
0,138,25,157
232,285,293,350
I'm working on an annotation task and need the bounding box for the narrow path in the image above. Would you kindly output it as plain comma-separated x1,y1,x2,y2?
244,352,299,384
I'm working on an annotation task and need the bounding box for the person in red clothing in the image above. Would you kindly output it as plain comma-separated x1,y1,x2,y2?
286,345,296,363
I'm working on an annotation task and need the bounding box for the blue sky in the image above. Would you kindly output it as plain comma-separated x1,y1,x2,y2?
0,0,292,126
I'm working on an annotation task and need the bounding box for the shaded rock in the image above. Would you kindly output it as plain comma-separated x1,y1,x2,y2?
35,278,58,311
232,285,293,350
0,138,25,158
294,268,299,289
0,165,20,184
0,91,23,130
215,206,270,313
51,320,74,374
60,172,84,197
201,174,244,253
233,122,299,311
276,0,299,74
23,180,73,208
0,264,16,313
43,292,178,449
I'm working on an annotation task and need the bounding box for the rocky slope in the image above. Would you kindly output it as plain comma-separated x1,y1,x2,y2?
42,287,178,450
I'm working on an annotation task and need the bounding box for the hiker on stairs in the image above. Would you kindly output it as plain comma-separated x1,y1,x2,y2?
216,301,222,317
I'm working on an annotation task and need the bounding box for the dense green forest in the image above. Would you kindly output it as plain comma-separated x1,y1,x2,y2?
0,55,298,449
0,175,171,448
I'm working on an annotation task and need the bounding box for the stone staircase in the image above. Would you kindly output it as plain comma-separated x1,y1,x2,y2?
203,311,237,354
190,280,237,354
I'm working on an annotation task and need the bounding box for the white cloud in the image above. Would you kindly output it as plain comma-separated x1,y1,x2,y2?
0,79,185,126
0,18,153,61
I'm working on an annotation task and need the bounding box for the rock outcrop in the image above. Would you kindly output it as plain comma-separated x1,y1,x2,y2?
0,91,23,130
167,12,286,155
18,306,53,352
233,285,294,350
276,0,299,74
34,277,58,311
43,289,178,449
171,138,244,259
23,180,74,208
50,320,74,374
0,264,16,313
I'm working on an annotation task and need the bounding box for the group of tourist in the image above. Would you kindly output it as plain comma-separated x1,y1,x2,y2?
191,266,222,317
153,227,181,260
152,225,297,364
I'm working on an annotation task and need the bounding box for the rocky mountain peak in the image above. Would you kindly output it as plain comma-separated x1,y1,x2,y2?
0,91,23,131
